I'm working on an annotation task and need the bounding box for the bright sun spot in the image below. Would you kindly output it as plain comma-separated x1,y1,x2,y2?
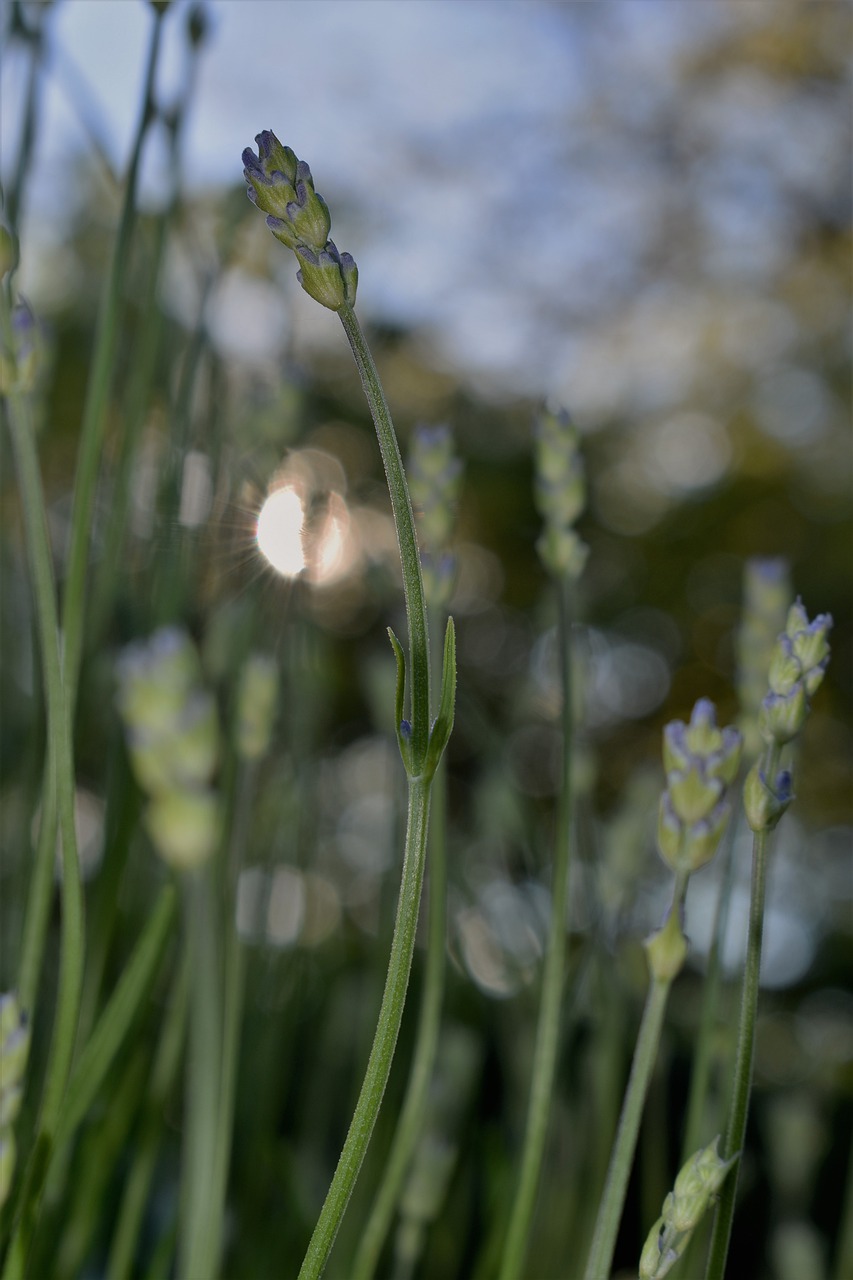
256,487,306,577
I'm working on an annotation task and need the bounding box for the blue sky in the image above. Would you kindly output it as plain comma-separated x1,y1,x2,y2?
2,0,847,422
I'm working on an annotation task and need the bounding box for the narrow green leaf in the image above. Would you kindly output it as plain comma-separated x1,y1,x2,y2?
388,627,413,774
58,884,177,1146
424,617,456,779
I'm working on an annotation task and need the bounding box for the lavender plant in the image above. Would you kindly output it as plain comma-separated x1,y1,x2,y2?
705,601,832,1280
243,130,456,1278
499,408,588,1280
0,29,842,1274
583,700,743,1280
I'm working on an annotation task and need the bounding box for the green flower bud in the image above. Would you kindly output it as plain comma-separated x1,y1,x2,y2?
640,1138,738,1278
668,765,723,826
757,601,832,745
295,241,358,311
665,700,742,787
640,1215,676,1280
533,407,588,581
127,690,219,795
669,1137,737,1230
743,763,793,833
646,908,687,982
144,788,220,871
681,800,731,873
759,682,808,745
116,627,201,735
787,607,832,689
768,636,802,696
535,526,589,581
236,653,279,761
243,132,358,310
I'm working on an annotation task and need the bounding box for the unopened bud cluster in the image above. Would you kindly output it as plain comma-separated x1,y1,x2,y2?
116,628,220,871
534,408,589,581
243,131,357,311
235,653,279,762
757,600,831,747
0,993,30,1208
408,424,463,610
736,558,791,758
639,1137,737,1278
742,599,831,833
657,699,742,877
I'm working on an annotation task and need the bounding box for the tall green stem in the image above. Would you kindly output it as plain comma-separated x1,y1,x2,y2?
298,775,432,1279
337,304,431,769
296,303,453,1277
500,579,575,1280
680,813,739,1163
177,869,222,1280
351,711,449,1279
704,745,780,1280
582,975,671,1280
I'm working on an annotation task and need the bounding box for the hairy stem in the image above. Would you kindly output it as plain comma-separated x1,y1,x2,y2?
337,304,431,770
298,775,432,1279
352,736,448,1279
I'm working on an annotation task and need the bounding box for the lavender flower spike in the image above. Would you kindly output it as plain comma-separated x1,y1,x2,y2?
243,131,357,310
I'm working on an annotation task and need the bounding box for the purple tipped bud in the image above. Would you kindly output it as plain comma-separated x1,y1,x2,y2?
790,613,832,684
295,242,354,311
243,132,358,309
759,682,807,745
744,763,793,832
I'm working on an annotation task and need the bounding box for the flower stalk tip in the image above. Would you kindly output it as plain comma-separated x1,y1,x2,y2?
658,700,742,875
243,130,357,310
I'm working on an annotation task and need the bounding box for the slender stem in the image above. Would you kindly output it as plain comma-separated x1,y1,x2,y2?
16,763,57,1016
351,745,448,1280
60,6,162,708
704,745,780,1280
582,976,671,1280
57,884,177,1147
177,868,222,1280
500,579,575,1280
681,810,740,1163
337,304,431,770
200,761,256,1279
0,366,83,1278
298,775,432,1280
